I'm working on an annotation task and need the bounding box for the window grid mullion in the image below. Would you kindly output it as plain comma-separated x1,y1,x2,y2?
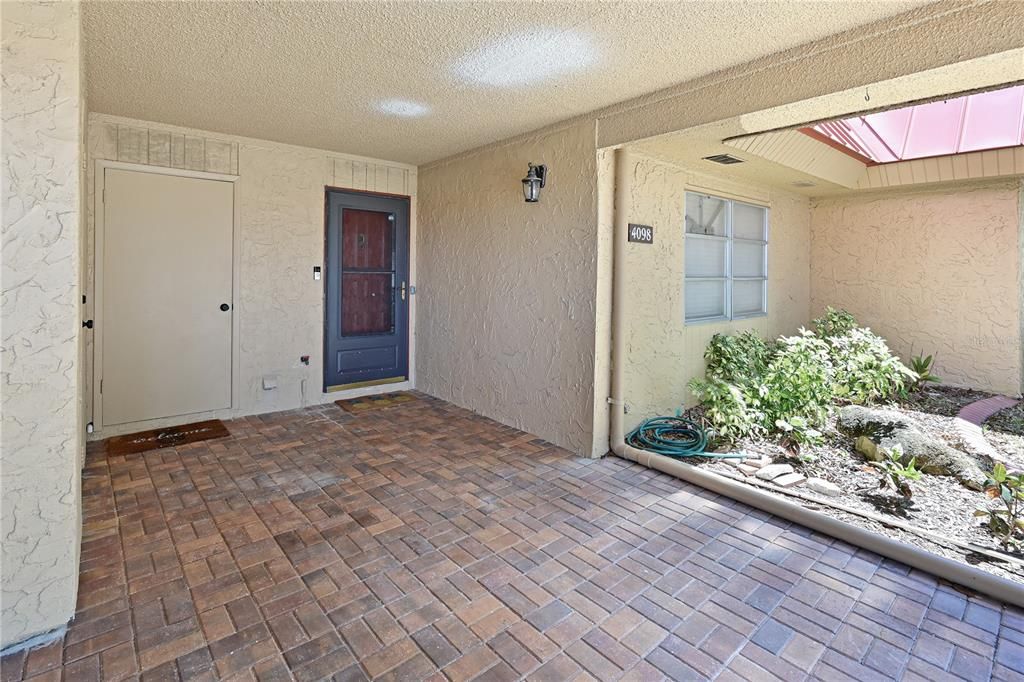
726,199,733,321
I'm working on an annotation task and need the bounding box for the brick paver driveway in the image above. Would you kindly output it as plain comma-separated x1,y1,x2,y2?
2,394,1022,680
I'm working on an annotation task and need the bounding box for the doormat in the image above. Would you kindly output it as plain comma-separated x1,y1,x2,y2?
336,391,418,414
104,419,230,456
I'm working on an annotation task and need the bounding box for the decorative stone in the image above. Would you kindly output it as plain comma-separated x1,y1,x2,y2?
737,464,760,476
806,477,841,497
855,436,883,462
755,463,794,481
773,473,806,488
839,405,989,490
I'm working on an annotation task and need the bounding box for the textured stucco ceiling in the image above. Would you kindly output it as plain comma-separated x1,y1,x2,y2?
83,0,928,165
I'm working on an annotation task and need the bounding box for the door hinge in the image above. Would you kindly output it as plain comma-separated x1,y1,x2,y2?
99,379,103,394
101,188,105,203
83,319,94,329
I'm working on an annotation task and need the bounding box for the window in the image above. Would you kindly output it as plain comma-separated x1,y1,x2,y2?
684,192,768,323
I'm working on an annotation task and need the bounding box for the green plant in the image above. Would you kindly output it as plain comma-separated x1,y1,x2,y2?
909,353,941,391
689,310,910,446
775,415,823,461
757,330,835,427
974,463,1024,549
703,331,773,385
813,307,857,339
775,416,823,444
687,377,760,442
690,330,833,445
827,327,914,404
870,444,920,500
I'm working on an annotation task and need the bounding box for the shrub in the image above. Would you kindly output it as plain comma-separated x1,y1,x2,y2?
691,330,833,444
687,377,760,442
826,327,913,404
813,307,857,339
689,308,912,444
758,330,834,427
703,331,773,385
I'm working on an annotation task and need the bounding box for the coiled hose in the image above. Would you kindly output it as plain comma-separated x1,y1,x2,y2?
625,416,741,459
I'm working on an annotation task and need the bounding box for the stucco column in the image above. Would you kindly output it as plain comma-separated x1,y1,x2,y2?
1,0,84,650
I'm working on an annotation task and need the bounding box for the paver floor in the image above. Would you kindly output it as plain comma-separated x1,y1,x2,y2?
2,394,1022,681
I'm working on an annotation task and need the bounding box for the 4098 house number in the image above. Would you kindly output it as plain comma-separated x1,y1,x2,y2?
628,223,654,244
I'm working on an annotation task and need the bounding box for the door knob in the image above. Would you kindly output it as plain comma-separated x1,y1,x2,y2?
220,303,231,311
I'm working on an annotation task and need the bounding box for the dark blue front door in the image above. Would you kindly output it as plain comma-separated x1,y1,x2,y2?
324,190,410,389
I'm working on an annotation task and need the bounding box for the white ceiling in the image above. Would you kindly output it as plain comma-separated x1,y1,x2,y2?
83,1,928,165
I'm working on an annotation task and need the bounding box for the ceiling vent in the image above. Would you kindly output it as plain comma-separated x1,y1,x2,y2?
791,180,817,188
703,153,744,165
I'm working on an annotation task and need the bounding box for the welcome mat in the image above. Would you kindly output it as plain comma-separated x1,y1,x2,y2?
104,419,230,456
336,391,419,414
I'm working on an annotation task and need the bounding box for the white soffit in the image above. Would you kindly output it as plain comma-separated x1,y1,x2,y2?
726,129,867,189
83,0,926,165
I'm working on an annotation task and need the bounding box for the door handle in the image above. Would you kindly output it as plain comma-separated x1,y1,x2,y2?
220,303,231,311
400,281,407,301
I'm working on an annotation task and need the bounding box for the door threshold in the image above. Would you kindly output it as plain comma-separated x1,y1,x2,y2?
326,376,406,392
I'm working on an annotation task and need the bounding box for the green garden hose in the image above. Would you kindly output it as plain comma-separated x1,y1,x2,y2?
625,416,741,459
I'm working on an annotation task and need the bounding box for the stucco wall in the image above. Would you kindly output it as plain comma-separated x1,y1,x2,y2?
810,181,1023,395
617,154,812,431
416,122,600,456
1,0,84,649
84,115,418,436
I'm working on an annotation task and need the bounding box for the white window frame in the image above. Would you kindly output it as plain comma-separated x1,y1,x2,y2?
684,192,769,324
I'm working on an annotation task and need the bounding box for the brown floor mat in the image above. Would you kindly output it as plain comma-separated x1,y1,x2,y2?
335,391,418,414
104,419,230,456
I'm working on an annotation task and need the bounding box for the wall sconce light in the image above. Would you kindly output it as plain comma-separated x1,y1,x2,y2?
522,163,547,203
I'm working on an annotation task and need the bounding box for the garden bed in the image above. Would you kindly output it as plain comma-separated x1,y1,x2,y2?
684,389,1024,585
678,307,1024,586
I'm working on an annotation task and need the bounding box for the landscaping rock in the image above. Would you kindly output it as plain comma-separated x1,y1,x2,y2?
773,472,806,488
838,405,990,490
806,477,841,497
755,463,794,481
737,464,760,476
855,436,883,462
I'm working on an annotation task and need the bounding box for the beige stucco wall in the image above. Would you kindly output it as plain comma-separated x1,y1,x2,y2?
84,115,419,437
811,180,1023,396
1,0,84,649
416,121,600,456
612,154,812,432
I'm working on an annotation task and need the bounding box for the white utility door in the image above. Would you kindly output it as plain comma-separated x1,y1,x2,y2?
101,168,234,426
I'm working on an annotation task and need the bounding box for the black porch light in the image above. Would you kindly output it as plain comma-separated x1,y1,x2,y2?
522,163,547,203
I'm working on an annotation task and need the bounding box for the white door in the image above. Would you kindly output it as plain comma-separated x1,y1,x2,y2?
101,168,234,426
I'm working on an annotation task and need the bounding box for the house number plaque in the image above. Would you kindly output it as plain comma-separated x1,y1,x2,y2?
628,223,654,244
